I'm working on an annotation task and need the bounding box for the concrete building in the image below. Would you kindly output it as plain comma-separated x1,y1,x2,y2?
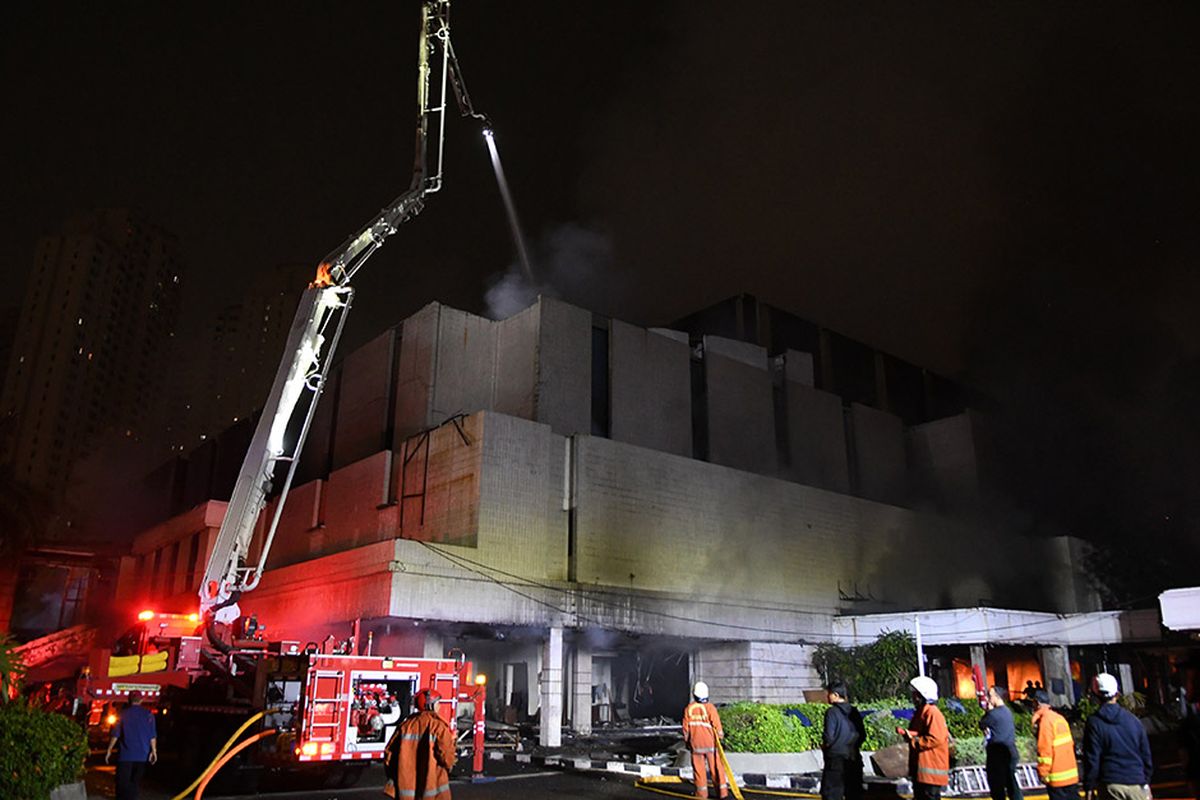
0,210,182,498
117,296,1106,745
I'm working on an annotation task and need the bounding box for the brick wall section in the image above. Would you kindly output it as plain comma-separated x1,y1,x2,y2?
850,403,908,504
572,431,1073,613
695,642,821,703
430,307,498,424
333,329,395,470
703,335,777,475
610,320,692,457
475,412,567,581
396,413,484,547
782,381,850,493
394,303,439,439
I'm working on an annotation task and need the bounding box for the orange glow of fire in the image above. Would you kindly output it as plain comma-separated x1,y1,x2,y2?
311,263,334,288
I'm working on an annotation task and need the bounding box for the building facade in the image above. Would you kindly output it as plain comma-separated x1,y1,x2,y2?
0,210,182,498
117,296,1102,743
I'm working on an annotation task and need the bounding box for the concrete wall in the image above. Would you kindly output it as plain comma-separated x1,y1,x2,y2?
534,298,592,435
571,431,1078,614
850,403,907,504
610,321,692,458
333,330,395,470
493,304,538,420
908,412,979,507
430,307,497,425
703,336,776,475
694,641,821,703
781,381,850,493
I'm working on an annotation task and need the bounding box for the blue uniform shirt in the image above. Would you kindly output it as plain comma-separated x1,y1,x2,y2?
113,705,157,762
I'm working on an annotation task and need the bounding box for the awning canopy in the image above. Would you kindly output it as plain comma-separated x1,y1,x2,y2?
1159,587,1200,632
833,606,1162,647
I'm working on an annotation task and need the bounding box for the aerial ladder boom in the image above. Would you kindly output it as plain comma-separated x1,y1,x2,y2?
199,0,481,622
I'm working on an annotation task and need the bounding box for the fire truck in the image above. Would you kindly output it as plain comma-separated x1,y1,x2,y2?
76,0,497,790
76,611,486,788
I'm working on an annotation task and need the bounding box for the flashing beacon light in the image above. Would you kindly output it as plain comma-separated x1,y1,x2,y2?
137,610,155,622
187,612,200,623
474,673,487,686
105,713,118,726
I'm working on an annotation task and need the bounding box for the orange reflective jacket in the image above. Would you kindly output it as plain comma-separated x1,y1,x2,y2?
1033,706,1078,787
907,702,950,786
682,701,724,753
386,709,457,800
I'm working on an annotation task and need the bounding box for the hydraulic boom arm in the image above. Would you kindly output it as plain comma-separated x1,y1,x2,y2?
199,0,481,621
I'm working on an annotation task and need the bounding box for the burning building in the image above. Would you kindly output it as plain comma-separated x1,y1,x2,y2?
112,295,1127,744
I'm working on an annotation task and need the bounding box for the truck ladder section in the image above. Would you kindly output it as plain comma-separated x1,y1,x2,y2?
199,0,485,619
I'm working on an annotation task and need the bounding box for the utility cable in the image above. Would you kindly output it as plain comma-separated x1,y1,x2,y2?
419,542,1123,643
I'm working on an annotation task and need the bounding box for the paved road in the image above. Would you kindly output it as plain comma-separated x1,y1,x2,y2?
87,760,654,800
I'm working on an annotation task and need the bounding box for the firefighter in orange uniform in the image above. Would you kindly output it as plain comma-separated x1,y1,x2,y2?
897,677,951,800
385,689,457,800
683,681,728,799
1031,690,1080,800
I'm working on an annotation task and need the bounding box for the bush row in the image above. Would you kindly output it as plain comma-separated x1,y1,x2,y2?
722,696,1036,761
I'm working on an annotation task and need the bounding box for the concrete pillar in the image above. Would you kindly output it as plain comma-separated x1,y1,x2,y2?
970,646,988,691
572,642,593,735
1038,645,1073,706
422,630,444,659
540,626,564,747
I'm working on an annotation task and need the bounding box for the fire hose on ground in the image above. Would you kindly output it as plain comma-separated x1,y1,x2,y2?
167,708,279,800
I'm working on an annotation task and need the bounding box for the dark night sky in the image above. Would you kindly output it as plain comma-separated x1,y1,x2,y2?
6,2,1200,591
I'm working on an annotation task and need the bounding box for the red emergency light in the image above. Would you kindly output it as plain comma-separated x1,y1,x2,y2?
137,610,155,622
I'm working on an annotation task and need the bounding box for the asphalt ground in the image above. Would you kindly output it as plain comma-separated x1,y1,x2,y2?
86,758,651,800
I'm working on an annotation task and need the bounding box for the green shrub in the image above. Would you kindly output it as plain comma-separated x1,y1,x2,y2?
951,735,1038,767
724,698,911,753
814,631,917,702
0,703,89,800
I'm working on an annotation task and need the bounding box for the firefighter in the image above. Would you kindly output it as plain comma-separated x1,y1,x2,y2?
385,689,457,800
897,676,950,800
683,681,728,799
1031,689,1080,800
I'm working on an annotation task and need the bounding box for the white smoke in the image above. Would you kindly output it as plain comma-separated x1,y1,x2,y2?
484,223,613,320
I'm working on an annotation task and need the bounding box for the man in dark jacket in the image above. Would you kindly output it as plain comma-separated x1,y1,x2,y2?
981,686,1023,800
822,681,866,800
1082,673,1152,800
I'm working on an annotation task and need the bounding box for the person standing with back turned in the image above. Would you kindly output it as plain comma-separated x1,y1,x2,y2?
822,680,866,800
981,686,1024,800
1032,689,1081,800
683,681,728,799
1082,673,1152,800
105,690,157,800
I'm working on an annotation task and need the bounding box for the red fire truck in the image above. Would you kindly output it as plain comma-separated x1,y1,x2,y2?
77,610,487,789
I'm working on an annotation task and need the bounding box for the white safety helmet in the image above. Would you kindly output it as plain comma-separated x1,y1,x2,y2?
693,681,709,701
1092,673,1119,699
910,676,939,702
